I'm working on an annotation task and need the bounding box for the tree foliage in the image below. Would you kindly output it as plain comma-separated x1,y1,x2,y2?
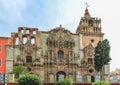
92,81,110,85
94,39,111,72
13,65,29,78
57,77,73,85
18,74,43,85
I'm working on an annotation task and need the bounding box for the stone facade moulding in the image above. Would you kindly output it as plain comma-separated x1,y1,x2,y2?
5,7,110,83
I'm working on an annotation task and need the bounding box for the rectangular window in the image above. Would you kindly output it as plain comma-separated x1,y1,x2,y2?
26,56,32,63
0,45,1,52
0,58,2,66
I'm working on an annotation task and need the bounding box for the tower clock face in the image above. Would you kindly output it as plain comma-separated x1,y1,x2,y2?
89,20,93,26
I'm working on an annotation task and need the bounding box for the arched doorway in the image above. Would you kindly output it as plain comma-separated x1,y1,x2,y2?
56,71,66,81
91,76,95,82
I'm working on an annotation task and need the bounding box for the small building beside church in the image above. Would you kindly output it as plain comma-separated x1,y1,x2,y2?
0,37,10,74
6,7,110,83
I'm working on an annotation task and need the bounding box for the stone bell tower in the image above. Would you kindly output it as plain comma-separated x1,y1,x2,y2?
76,7,104,48
76,6,104,82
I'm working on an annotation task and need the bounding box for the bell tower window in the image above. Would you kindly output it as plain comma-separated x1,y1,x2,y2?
91,39,94,43
58,50,64,59
89,20,93,26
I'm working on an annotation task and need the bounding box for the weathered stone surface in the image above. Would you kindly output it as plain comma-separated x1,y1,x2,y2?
6,8,109,83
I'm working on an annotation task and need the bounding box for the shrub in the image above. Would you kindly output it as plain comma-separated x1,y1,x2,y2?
57,77,73,85
13,65,29,78
18,74,43,85
92,81,110,85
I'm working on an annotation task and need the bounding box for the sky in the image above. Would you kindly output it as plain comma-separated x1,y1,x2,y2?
0,0,120,72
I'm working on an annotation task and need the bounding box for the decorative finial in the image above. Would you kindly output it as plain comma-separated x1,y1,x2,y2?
84,3,90,17
85,3,89,8
60,24,62,28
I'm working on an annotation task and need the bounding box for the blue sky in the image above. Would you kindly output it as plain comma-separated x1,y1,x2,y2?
0,0,85,36
0,0,120,72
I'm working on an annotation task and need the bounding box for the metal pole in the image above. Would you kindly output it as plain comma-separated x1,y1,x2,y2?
0,72,1,84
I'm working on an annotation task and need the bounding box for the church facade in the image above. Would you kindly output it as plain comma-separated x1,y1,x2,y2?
6,7,109,83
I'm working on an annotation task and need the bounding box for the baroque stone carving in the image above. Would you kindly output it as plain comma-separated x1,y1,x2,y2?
47,26,75,49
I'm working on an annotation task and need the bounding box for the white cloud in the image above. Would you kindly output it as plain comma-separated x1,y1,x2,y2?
0,0,27,36
53,0,120,71
0,0,119,72
55,0,87,32
0,0,26,25
86,0,120,71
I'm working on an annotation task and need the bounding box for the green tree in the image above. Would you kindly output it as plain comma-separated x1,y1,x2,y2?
18,74,43,85
13,65,29,78
92,81,110,85
57,77,73,85
94,39,111,79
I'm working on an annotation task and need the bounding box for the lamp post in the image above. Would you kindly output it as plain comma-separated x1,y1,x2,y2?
0,72,6,85
4,74,7,85
0,72,2,84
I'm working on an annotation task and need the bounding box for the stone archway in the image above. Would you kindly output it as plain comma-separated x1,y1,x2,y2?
56,71,66,81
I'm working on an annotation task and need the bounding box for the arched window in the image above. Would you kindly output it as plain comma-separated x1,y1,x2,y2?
89,20,93,26
23,37,27,44
56,71,66,81
58,50,64,59
15,37,19,45
88,58,93,64
31,38,35,44
21,30,24,33
33,31,36,34
26,30,29,34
